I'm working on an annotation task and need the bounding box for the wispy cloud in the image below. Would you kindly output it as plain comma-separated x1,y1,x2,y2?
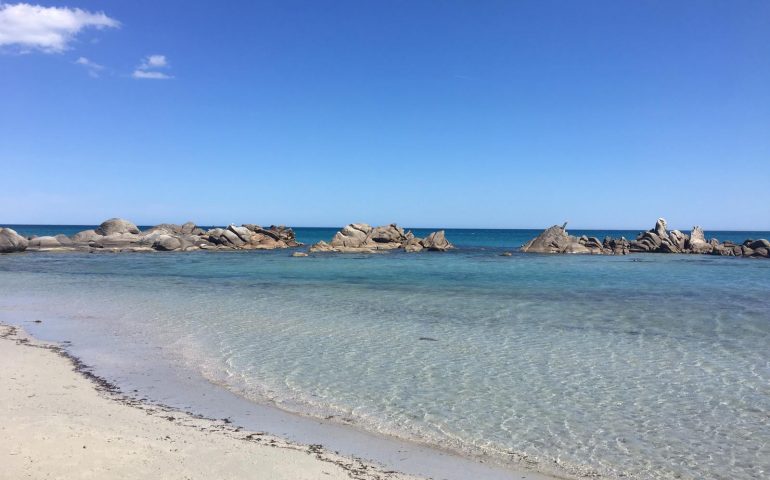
132,69,171,80
141,54,166,68
74,56,103,77
132,53,173,80
0,3,119,53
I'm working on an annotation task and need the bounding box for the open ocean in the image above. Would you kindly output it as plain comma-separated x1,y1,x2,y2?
1,225,769,479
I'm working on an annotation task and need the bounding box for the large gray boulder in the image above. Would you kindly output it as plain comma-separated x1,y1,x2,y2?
71,229,101,243
630,231,662,252
90,232,142,249
219,227,245,246
180,221,202,235
55,234,73,246
143,224,177,235
152,234,183,251
308,240,335,253
95,218,140,236
0,228,28,253
577,235,604,253
520,224,570,253
521,224,616,255
404,236,424,253
668,230,688,252
142,222,204,236
228,225,253,243
28,236,63,249
520,223,589,254
370,224,409,245
421,230,453,251
330,224,373,248
687,226,712,254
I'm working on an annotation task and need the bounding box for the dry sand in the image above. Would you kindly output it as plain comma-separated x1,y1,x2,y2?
0,324,420,480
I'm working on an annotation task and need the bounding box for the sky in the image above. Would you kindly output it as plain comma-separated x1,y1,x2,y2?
1,1,769,230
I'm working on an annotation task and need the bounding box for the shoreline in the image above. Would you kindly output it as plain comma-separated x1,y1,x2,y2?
0,322,560,480
0,324,421,480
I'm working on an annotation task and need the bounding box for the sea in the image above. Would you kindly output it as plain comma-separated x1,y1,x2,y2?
1,225,768,480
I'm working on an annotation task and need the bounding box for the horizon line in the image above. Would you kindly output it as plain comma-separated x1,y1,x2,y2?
2,222,769,233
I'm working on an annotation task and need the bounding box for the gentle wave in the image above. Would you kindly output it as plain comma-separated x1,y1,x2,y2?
0,247,768,480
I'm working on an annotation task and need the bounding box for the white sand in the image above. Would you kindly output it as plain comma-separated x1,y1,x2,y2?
0,325,419,480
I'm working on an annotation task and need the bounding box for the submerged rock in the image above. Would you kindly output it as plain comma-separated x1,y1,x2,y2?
404,242,424,253
308,240,334,253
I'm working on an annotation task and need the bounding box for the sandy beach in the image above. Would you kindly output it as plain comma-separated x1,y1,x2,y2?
3,2,768,478
0,324,419,480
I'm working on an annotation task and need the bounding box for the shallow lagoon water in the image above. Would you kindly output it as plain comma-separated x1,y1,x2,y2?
0,228,768,480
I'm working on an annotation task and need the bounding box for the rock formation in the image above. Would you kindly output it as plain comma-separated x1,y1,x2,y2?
602,236,631,255
205,224,300,250
686,226,712,254
629,218,690,254
0,228,28,253
520,223,606,254
308,223,453,253
27,236,63,249
95,218,141,236
421,230,453,251
14,219,302,253
521,218,769,259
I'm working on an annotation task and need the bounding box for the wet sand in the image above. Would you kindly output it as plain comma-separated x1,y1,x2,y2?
0,324,422,480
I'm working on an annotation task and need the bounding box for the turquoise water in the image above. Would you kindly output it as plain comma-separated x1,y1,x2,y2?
4,224,768,248
0,227,769,479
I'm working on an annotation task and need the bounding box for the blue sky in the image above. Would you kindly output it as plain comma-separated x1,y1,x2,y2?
1,1,769,230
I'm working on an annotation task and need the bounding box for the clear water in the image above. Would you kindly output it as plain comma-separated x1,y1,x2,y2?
4,224,768,247
0,227,768,480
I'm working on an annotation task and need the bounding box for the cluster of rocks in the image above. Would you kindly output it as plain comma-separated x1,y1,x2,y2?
0,218,302,254
308,223,453,253
627,219,769,257
520,223,610,255
521,218,769,259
